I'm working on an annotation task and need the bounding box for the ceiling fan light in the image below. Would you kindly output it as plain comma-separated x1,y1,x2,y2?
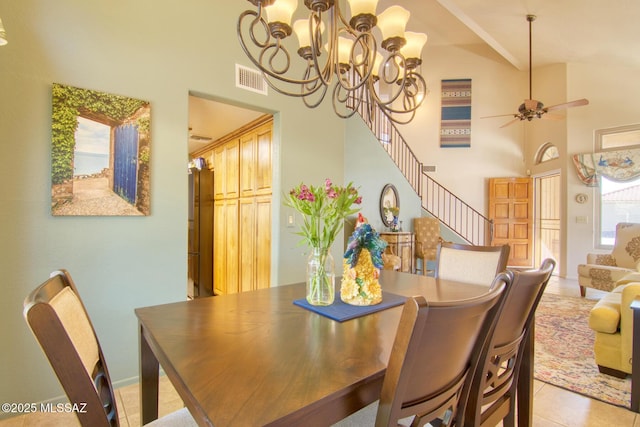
377,5,410,46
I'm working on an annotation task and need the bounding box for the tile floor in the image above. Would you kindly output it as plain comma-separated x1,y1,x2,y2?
2,276,640,426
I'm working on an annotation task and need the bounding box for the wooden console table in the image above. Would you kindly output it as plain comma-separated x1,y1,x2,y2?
380,232,414,273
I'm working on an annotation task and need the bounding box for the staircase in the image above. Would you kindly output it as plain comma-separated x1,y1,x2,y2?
355,103,493,246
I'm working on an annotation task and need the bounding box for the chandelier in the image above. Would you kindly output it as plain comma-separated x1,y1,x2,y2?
237,0,428,124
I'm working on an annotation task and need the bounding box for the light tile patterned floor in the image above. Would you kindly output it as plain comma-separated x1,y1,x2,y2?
3,276,640,426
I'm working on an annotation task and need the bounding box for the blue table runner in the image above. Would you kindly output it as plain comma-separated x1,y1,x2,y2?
293,292,407,322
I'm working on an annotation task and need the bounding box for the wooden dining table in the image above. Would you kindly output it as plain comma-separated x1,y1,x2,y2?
135,270,534,427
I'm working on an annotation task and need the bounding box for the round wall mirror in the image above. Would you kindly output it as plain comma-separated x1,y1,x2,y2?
380,184,399,227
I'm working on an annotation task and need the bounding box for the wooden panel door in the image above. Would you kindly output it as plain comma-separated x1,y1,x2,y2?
240,132,256,197
213,145,226,200
255,196,272,289
239,198,256,293
225,139,240,199
489,177,534,267
537,173,561,271
255,124,272,195
224,199,239,294
213,199,226,295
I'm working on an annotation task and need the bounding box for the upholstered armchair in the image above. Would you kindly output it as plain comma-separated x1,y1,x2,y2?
588,275,640,378
578,223,640,297
413,217,442,275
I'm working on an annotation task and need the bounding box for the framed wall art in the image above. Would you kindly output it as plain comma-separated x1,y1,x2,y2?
51,83,151,216
440,78,472,148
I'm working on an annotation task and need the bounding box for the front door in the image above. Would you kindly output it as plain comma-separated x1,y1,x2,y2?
489,177,534,267
536,173,561,273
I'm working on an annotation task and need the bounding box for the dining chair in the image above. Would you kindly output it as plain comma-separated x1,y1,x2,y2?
459,259,556,427
435,242,510,286
334,274,509,427
413,217,443,276
23,269,197,427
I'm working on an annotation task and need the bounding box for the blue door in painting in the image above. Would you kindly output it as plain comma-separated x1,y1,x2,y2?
114,124,138,204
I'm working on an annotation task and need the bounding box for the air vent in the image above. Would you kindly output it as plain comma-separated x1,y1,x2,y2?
236,64,268,95
189,134,212,142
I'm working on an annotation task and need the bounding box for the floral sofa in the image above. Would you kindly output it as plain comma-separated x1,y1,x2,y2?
577,223,640,297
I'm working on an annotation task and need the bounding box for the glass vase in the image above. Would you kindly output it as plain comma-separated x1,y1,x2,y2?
306,247,335,306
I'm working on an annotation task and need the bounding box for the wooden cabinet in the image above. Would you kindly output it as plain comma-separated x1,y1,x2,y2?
213,199,239,295
240,123,272,197
200,116,272,295
239,196,272,292
380,232,415,273
214,140,239,200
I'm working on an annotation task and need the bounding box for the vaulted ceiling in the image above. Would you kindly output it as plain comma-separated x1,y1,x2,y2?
188,0,640,154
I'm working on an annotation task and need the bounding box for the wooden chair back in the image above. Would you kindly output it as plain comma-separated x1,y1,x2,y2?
375,275,509,427
435,242,510,285
23,270,119,427
460,259,556,427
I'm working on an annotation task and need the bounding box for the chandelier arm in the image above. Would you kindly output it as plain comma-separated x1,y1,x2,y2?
333,0,352,30
261,69,326,99
262,39,291,75
239,8,328,90
375,54,410,106
373,71,426,117
317,7,338,87
301,62,330,107
334,32,375,92
302,81,329,108
332,83,360,119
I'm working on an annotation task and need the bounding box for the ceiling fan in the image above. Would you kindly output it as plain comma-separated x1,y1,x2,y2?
483,14,589,128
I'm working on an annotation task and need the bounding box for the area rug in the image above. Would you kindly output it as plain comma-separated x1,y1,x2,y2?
534,292,631,408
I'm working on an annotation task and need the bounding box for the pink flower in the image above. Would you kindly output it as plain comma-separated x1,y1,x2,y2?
355,196,362,204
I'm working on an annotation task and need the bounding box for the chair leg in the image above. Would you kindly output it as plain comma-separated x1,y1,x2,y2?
579,285,586,297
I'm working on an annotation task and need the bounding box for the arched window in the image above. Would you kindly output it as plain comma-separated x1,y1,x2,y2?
535,143,559,164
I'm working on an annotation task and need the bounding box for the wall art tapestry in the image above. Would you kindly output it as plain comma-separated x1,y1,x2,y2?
440,79,471,148
51,83,151,216
572,148,640,186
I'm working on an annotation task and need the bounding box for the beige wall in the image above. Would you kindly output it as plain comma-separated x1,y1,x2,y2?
397,43,528,212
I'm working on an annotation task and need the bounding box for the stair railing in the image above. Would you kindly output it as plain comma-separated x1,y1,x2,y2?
355,100,493,245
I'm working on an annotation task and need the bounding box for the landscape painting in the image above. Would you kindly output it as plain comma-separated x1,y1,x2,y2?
51,83,151,216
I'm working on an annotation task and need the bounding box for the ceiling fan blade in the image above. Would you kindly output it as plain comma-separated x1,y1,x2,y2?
500,118,521,128
541,113,565,121
545,98,589,112
481,113,517,119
